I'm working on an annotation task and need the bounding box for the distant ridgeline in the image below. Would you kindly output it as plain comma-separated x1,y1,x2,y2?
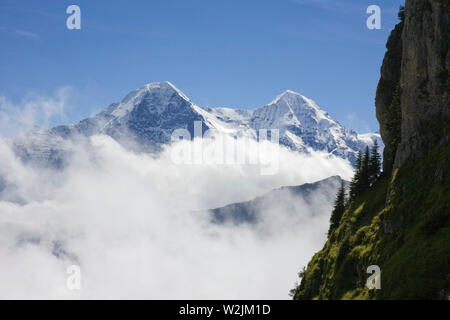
292,0,449,300
12,82,382,170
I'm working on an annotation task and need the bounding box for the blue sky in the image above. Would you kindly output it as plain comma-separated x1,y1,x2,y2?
0,0,404,133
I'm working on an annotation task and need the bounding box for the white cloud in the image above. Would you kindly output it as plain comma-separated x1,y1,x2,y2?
345,111,374,133
15,29,39,39
0,87,71,138
0,126,353,299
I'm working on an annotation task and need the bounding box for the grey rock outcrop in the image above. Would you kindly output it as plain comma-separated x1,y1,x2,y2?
375,21,404,172
377,0,449,171
395,0,449,167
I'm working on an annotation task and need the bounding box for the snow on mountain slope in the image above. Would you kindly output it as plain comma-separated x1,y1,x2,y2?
98,81,212,152
13,127,72,169
203,90,383,164
13,81,383,167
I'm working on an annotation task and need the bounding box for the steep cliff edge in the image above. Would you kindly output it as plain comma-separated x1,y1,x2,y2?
377,0,449,172
394,0,449,168
375,19,403,172
293,1,449,300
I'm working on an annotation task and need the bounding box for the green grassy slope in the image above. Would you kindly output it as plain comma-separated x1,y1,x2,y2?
293,141,450,300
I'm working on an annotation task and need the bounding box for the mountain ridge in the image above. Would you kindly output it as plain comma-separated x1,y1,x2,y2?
208,175,346,225
13,81,383,168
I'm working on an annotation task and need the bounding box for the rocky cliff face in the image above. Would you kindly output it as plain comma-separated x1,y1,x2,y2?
395,0,449,168
293,1,450,300
377,0,449,171
375,21,403,172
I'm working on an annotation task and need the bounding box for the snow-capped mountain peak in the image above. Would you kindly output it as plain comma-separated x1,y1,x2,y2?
111,81,194,118
269,89,304,105
250,90,331,134
13,82,383,167
263,90,331,124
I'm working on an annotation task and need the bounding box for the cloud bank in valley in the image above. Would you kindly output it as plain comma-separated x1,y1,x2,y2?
0,133,353,299
0,89,354,299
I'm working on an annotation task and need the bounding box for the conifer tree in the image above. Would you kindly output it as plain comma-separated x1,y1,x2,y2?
349,146,373,201
369,140,381,185
360,146,370,191
349,151,362,201
328,180,346,237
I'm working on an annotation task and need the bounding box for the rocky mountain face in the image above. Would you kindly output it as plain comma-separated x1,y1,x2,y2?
293,1,449,300
377,0,449,172
375,20,403,172
13,82,382,168
395,0,449,167
208,176,345,225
